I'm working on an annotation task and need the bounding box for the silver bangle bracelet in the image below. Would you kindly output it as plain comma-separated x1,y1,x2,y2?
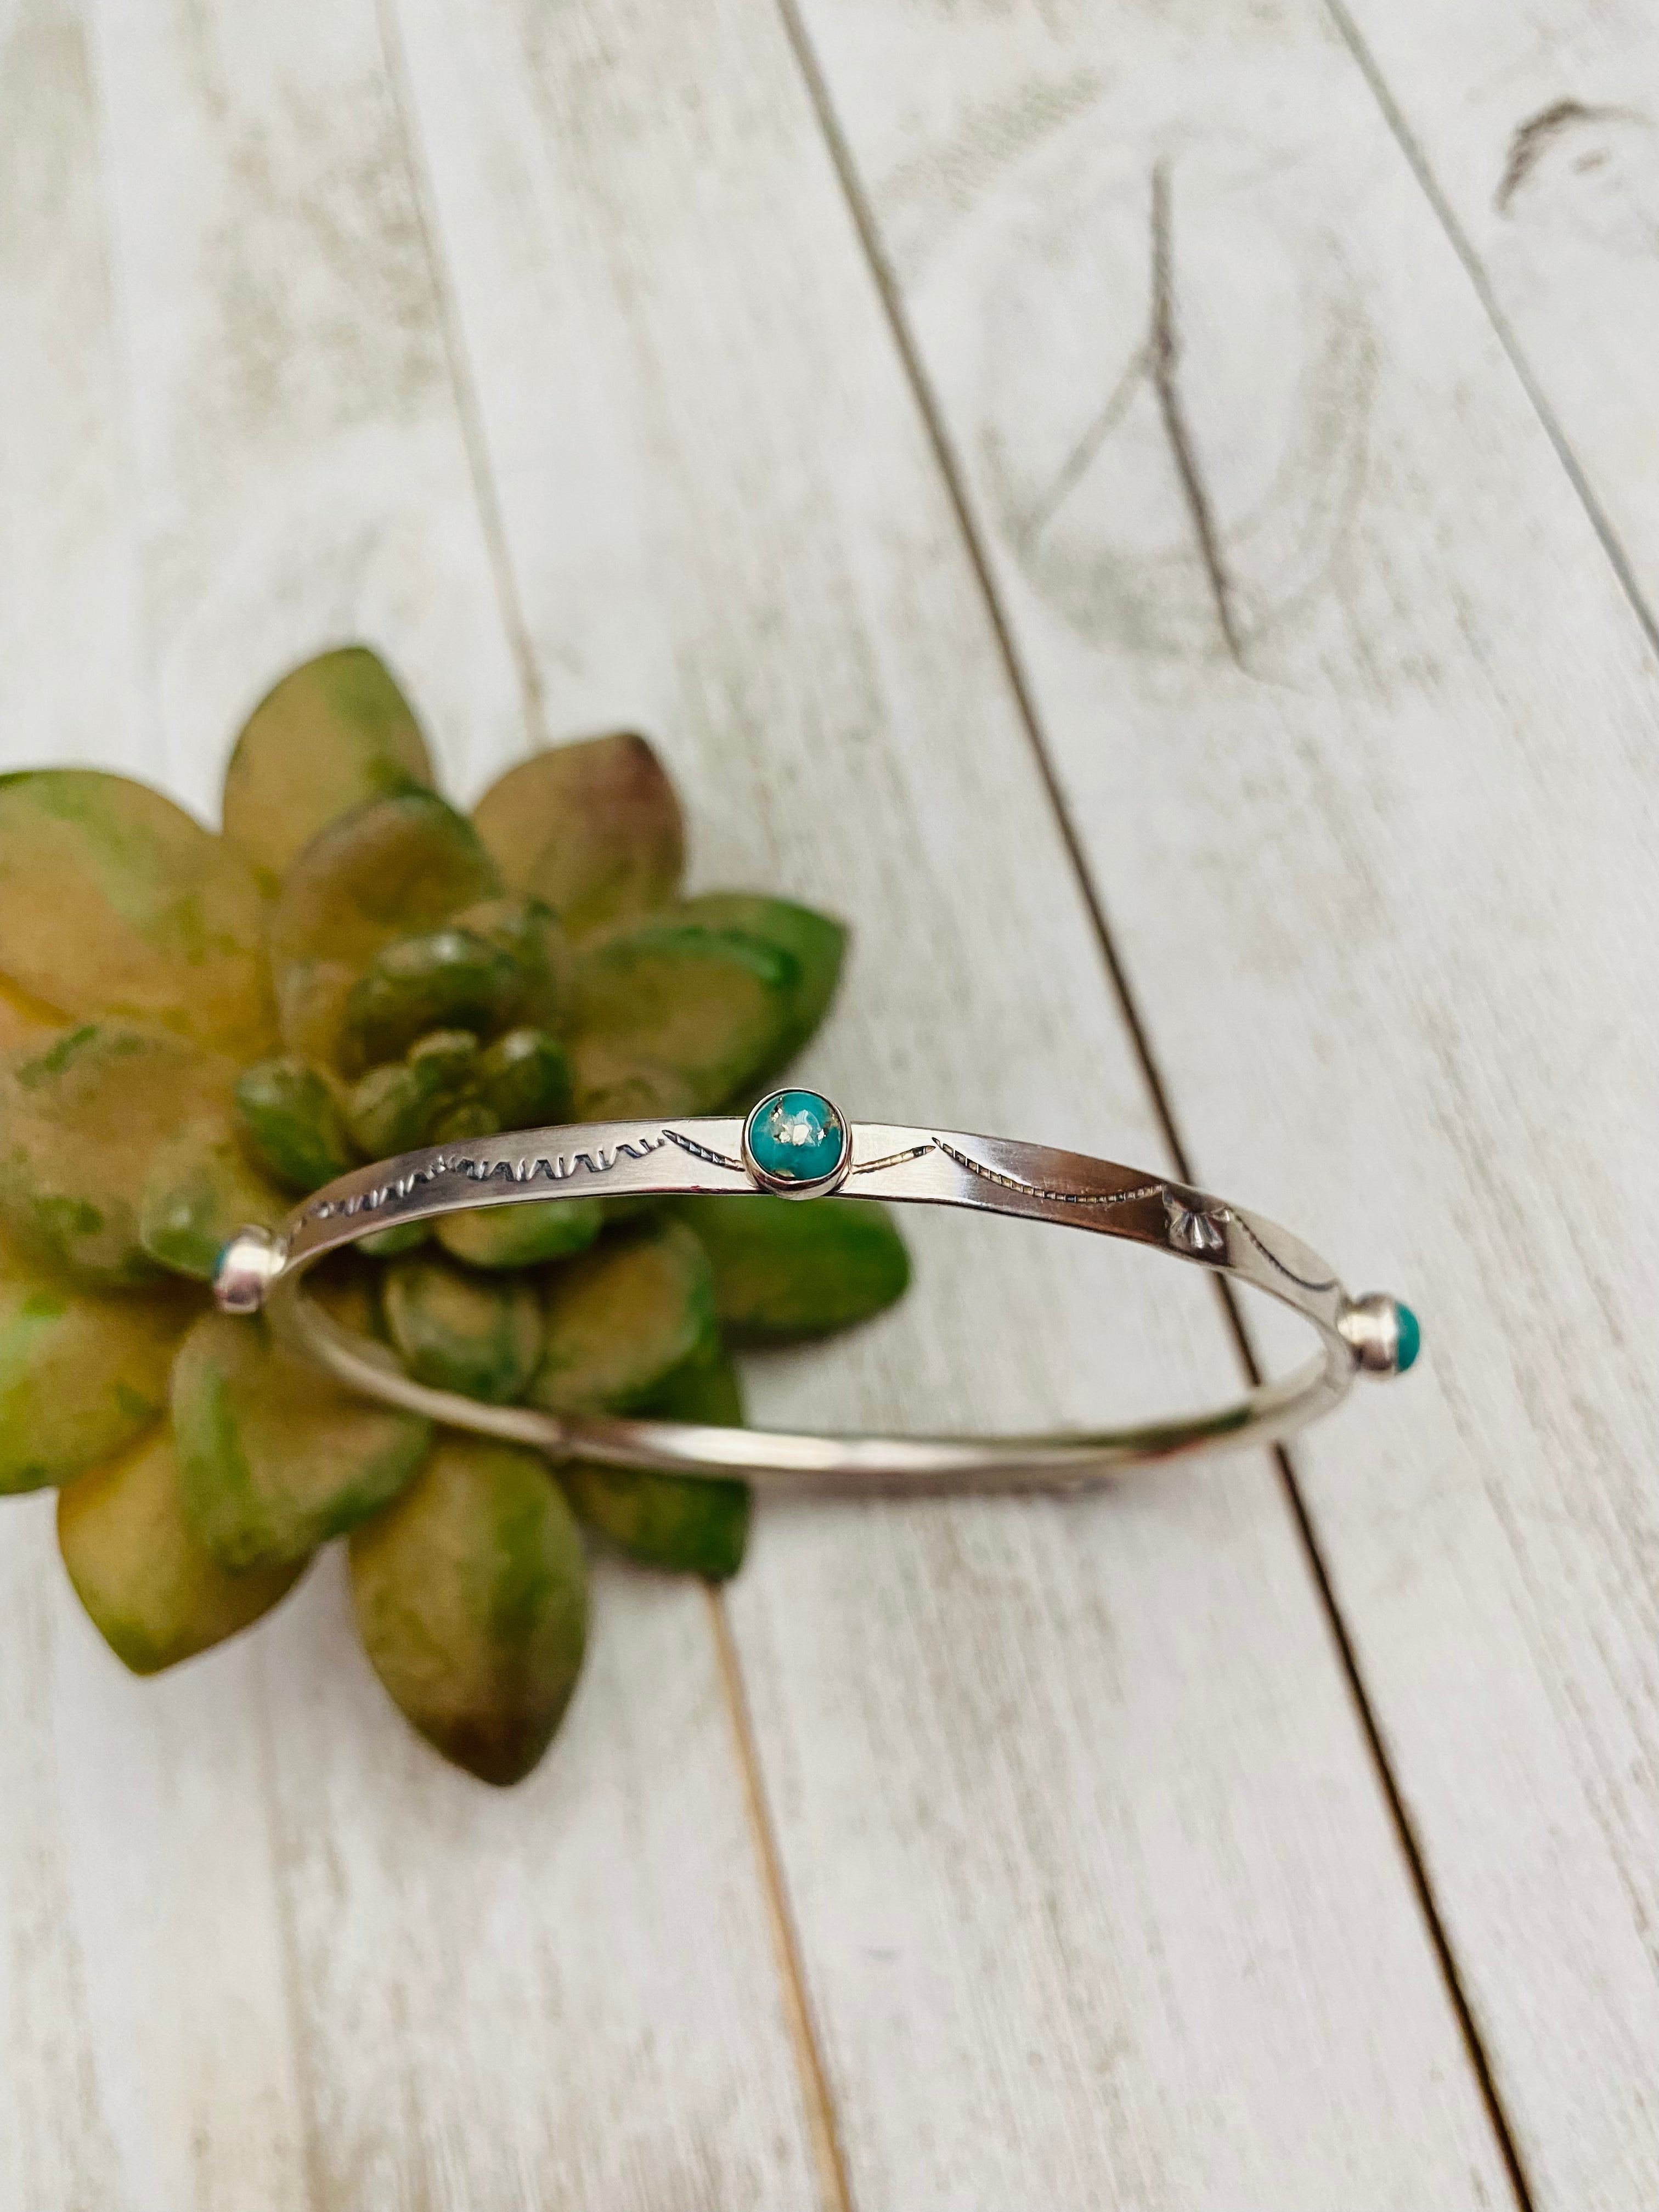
212,1086,1418,1497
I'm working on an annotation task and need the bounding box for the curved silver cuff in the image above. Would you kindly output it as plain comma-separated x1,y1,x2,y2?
212,1098,1416,1497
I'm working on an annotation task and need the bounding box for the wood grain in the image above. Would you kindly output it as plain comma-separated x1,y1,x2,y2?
1330,0,1659,647
787,0,1659,2200
387,0,1513,2200
0,0,822,2202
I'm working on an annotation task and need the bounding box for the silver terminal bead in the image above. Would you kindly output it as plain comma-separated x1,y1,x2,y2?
1339,1291,1413,1379
213,1226,285,1316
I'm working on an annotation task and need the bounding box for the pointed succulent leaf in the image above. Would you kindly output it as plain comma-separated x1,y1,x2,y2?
270,791,501,1066
475,1027,573,1131
345,927,521,1070
528,1219,716,1414
235,1057,354,1194
0,1241,197,1493
455,896,573,1035
0,1023,237,1286
381,1251,541,1404
139,1118,287,1281
558,1349,749,1579
349,1436,589,1786
345,1029,480,1156
571,924,800,1114
58,1430,304,1675
675,1193,910,1340
435,1195,601,1271
0,771,273,1056
171,1310,431,1570
222,647,434,885
670,893,845,1072
472,733,684,938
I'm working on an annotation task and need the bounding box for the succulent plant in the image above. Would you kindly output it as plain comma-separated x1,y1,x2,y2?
0,648,909,1785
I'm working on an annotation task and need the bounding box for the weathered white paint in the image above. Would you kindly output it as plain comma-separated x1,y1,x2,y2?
790,0,1659,2200
388,0,1511,2202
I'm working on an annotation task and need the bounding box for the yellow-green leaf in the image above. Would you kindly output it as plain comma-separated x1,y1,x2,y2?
666,892,845,1071
0,1024,238,1286
222,647,434,885
349,1436,588,1786
528,1220,716,1414
0,1242,197,1493
0,976,68,1057
472,733,683,938
171,1309,431,1570
381,1251,541,1404
0,770,274,1056
674,1194,910,1340
234,1057,354,1194
435,1194,602,1271
269,791,501,1067
558,1350,749,1579
571,924,800,1113
139,1118,288,1281
58,1430,304,1675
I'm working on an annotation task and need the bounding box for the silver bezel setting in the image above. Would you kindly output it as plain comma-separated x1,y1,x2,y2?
741,1088,853,1200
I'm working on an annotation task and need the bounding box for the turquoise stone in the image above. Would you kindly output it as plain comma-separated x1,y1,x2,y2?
1394,1300,1421,1374
747,1089,847,1188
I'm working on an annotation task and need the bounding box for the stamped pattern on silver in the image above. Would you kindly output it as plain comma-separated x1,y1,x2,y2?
307,1133,669,1223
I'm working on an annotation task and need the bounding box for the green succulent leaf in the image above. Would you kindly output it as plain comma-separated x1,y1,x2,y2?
58,1430,305,1675
345,927,522,1070
138,1118,287,1282
558,1348,750,1579
530,1220,716,1414
435,1195,602,1271
235,1057,355,1194
571,924,800,1115
270,790,502,1067
171,1310,432,1570
568,1048,699,1122
0,771,274,1057
359,1220,430,1259
455,896,573,1035
474,1026,573,1130
528,1218,716,1414
670,893,845,1074
0,1241,197,1494
349,1436,589,1786
0,1023,238,1286
345,1029,481,1156
472,734,684,938
675,1193,910,1340
221,648,434,887
381,1251,542,1404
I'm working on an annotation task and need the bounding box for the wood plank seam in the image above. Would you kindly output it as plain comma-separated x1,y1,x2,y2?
707,1590,854,2212
373,4,859,2190
1319,0,1659,670
373,0,551,741
771,2,1539,2202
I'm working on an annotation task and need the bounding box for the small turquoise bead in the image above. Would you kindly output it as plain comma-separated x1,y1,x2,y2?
747,1089,847,1188
1393,1300,1421,1374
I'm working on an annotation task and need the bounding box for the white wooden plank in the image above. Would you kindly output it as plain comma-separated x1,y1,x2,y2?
0,9,310,2207
9,1,825,2203
1330,0,1659,636
390,0,1515,2200
788,0,1659,2200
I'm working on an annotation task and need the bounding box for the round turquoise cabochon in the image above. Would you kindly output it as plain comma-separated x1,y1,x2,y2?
746,1089,848,1187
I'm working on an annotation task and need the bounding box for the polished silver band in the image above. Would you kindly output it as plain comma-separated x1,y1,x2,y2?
212,1103,1413,1496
